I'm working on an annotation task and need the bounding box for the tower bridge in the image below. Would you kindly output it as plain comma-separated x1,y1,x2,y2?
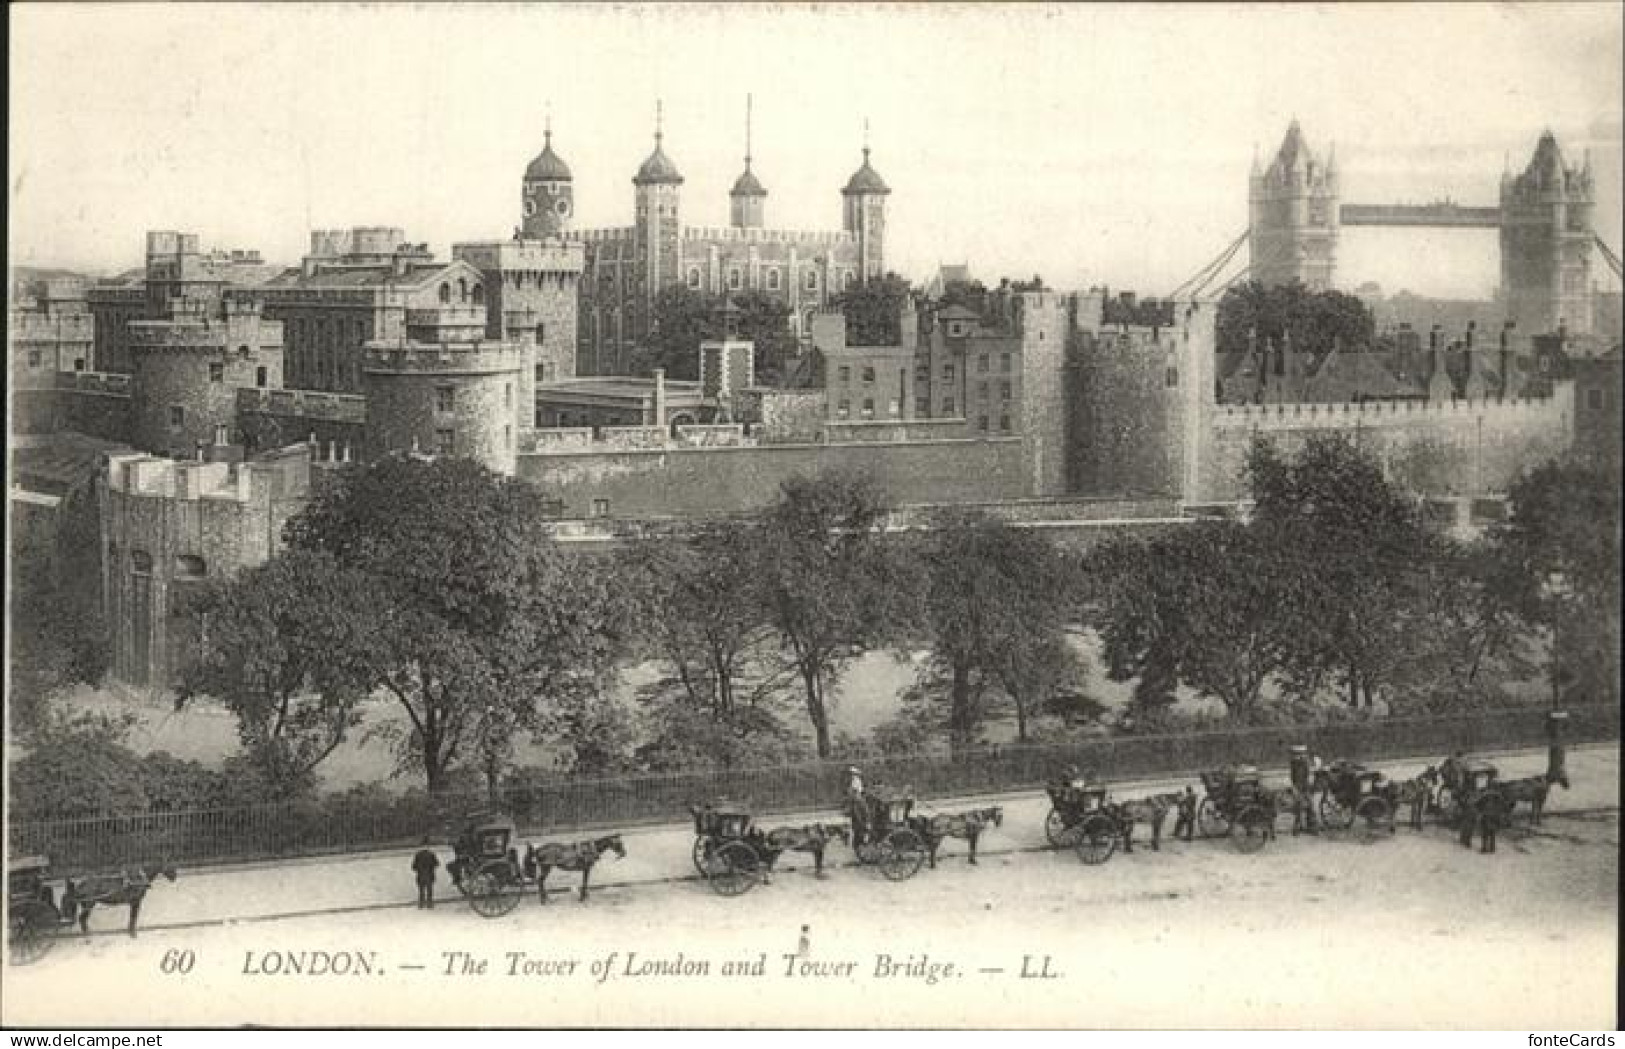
1243,121,1613,336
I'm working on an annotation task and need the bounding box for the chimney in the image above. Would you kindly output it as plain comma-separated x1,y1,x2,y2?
653,368,668,430
1465,321,1476,350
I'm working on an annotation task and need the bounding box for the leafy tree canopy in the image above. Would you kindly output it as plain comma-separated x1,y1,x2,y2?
1217,281,1375,357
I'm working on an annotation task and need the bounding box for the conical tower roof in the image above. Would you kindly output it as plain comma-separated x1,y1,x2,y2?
525,130,572,181
842,147,890,195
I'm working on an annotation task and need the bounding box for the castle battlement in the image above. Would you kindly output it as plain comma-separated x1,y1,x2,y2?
236,386,367,423
363,340,522,374
567,227,636,243
1213,382,1573,428
521,423,753,454
103,445,312,505
680,226,857,247
453,239,585,273
55,370,133,396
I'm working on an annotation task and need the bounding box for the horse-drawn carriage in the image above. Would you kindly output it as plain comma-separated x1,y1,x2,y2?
1044,780,1128,865
448,815,527,918
848,788,928,881
1316,761,1397,837
1440,759,1509,832
1196,766,1274,853
7,856,74,966
691,801,766,897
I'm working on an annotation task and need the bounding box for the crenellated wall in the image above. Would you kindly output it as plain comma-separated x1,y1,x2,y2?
1196,383,1575,501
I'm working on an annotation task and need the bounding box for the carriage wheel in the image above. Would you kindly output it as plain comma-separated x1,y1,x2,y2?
878,828,926,882
692,835,715,876
1197,797,1230,839
1234,806,1271,854
1319,792,1355,831
1044,808,1080,848
1074,814,1118,865
707,841,761,897
1355,797,1394,839
8,910,55,966
466,871,523,918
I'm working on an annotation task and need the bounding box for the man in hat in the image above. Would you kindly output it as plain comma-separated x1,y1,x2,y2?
843,766,867,851
412,837,440,910
1288,745,1318,834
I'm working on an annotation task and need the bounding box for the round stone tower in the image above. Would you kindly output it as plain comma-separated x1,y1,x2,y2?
842,142,890,283
363,315,524,476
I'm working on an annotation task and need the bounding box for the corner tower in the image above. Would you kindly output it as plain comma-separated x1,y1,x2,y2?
1501,130,1594,335
521,122,574,238
1249,120,1339,291
633,103,684,337
842,131,890,283
729,96,767,230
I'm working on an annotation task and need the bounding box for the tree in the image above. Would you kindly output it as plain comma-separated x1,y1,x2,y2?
1216,281,1375,357
641,286,796,384
754,471,913,757
937,279,989,318
915,513,1076,748
730,290,796,386
9,711,147,820
830,273,912,346
1246,434,1431,709
283,456,631,791
1487,461,1622,706
175,549,374,788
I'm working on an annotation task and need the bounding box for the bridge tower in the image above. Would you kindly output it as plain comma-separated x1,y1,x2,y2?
1500,131,1595,335
1248,121,1339,291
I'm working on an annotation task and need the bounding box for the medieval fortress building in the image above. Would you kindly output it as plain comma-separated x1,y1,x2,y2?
9,115,1617,690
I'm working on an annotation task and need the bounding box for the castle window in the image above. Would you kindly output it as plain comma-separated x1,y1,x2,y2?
916,397,930,416
73,358,86,372
174,555,207,579
505,383,512,409
435,428,455,456
457,278,469,302
999,380,1012,401
214,424,229,445
257,366,268,387
836,399,850,420
999,414,1011,432
888,398,901,417
592,499,610,518
1165,366,1179,388
862,366,875,383
536,322,546,344
687,267,702,290
505,424,512,449
25,350,42,368
728,267,742,291
805,270,818,292
169,406,185,429
978,381,990,400
949,322,966,338
861,398,875,418
943,363,956,381
436,386,455,413
1588,388,1606,410
131,550,153,575
1000,352,1012,373
439,283,451,304
915,365,929,383
209,362,224,383
838,365,851,383
239,344,252,359
942,396,956,415
978,353,989,373
766,268,781,291
472,284,485,306
843,271,856,290
978,415,989,432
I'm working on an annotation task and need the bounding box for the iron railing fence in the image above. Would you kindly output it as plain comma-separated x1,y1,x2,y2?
11,702,1616,875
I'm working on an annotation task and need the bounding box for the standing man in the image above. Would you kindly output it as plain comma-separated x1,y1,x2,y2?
412,837,440,910
1173,785,1197,842
844,766,867,851
1288,745,1318,834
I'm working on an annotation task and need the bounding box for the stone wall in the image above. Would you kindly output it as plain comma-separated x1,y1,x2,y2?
1196,384,1575,501
517,437,1026,519
745,389,827,443
1068,327,1187,498
12,377,134,443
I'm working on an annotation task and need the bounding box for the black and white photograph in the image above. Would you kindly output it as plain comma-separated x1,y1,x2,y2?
5,1,1621,1031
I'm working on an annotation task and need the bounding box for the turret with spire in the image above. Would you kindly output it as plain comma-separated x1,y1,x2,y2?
842,120,890,283
1500,128,1595,335
730,94,767,229
521,108,574,238
1248,118,1339,291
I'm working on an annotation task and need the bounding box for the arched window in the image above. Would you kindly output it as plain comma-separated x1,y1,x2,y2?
843,271,856,290
728,267,742,291
766,268,781,292
175,555,207,579
439,283,451,304
535,322,546,344
687,267,702,290
457,278,469,302
472,284,484,306
804,269,818,292
131,550,153,575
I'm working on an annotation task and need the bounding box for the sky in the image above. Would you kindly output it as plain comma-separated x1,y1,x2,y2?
10,2,1623,299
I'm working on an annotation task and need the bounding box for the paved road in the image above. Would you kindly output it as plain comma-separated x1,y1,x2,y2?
4,744,1615,1028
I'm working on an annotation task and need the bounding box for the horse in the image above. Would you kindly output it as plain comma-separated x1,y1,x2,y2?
1499,769,1570,825
1110,793,1185,851
523,835,625,904
1392,767,1440,830
60,862,177,939
1255,785,1315,836
908,806,1003,868
754,823,851,882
